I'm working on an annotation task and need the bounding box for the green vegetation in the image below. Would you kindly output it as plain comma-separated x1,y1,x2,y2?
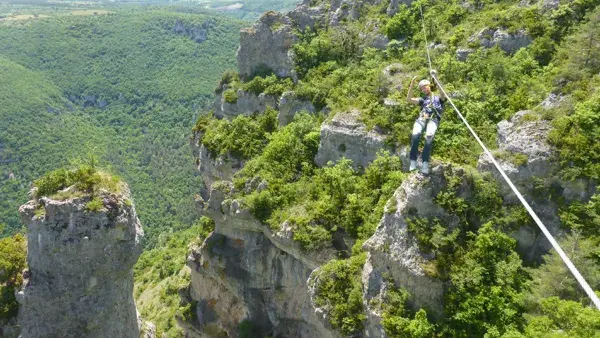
310,254,367,336
134,216,214,337
0,7,244,245
195,108,278,159
34,162,121,199
0,231,27,319
445,223,528,337
381,286,435,338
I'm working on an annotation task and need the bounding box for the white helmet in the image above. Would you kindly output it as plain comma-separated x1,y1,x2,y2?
418,79,431,87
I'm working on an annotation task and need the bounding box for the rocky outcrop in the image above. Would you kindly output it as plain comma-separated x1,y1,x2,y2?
237,11,298,81
213,87,279,119
16,187,144,338
456,47,474,61
173,19,212,43
288,1,327,31
361,165,470,335
190,132,244,200
387,0,415,16
379,63,411,105
277,91,316,126
468,28,532,54
477,110,596,261
181,184,339,337
315,111,394,170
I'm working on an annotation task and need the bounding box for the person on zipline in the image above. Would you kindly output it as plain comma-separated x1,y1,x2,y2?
406,70,447,175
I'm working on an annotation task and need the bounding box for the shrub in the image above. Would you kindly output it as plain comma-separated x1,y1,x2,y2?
223,88,238,104
0,233,27,320
381,286,435,338
311,254,367,336
86,197,104,212
446,223,528,337
34,164,121,199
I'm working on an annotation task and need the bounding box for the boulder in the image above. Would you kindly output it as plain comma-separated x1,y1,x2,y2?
456,47,474,61
477,110,596,261
315,111,393,170
468,28,532,54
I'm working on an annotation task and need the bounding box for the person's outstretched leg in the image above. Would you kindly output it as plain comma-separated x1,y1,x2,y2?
409,118,425,171
421,119,439,174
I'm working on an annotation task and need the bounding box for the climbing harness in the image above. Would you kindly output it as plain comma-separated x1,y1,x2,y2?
417,4,600,310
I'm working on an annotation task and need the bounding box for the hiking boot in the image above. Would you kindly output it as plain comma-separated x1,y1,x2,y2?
409,160,418,171
421,161,430,175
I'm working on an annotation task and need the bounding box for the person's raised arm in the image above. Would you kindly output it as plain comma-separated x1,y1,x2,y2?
406,76,420,105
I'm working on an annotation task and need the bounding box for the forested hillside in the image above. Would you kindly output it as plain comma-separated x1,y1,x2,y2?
0,7,244,245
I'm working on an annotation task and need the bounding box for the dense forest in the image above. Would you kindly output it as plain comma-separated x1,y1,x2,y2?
0,7,244,246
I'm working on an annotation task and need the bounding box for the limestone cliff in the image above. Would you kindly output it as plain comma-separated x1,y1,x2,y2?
17,186,144,338
182,1,593,337
180,185,340,337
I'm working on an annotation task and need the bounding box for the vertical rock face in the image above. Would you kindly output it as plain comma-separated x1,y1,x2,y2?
181,185,339,338
17,188,144,338
361,165,469,336
237,11,298,81
277,91,316,126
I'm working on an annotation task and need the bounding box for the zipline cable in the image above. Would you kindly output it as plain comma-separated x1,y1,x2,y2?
418,3,600,310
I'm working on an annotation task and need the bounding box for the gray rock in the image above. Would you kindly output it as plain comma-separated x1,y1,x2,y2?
237,11,298,81
277,91,316,126
190,132,244,199
17,187,143,338
315,110,393,170
141,321,157,338
540,93,565,110
476,110,595,261
362,164,465,329
456,47,474,61
360,20,390,50
379,63,411,98
184,185,340,338
288,3,327,31
541,0,560,11
173,19,209,43
477,110,554,200
387,0,415,16
468,28,532,54
213,87,279,119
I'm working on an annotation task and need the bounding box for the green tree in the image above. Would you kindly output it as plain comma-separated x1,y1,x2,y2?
0,232,27,319
446,223,528,337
